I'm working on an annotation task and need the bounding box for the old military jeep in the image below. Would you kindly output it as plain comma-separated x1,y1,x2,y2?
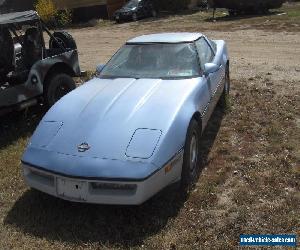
0,10,82,115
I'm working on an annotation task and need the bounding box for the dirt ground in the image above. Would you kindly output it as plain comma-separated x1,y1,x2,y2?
73,20,300,89
0,3,299,250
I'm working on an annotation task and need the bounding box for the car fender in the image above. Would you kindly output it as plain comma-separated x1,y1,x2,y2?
151,79,205,169
25,50,80,95
151,40,229,170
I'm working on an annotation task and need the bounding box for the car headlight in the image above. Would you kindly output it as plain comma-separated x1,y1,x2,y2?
126,129,162,159
30,121,63,148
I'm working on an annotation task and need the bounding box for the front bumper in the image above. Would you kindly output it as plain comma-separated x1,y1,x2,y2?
114,12,133,21
22,156,182,205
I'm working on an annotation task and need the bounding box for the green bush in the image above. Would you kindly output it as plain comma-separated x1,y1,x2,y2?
35,0,72,27
35,0,57,23
55,9,73,27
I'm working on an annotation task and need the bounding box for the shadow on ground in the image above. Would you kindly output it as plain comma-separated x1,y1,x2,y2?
0,105,45,150
4,106,225,247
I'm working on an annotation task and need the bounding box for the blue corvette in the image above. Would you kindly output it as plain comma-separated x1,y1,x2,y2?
22,33,230,205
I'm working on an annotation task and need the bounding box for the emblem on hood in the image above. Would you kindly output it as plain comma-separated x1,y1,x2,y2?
77,142,91,152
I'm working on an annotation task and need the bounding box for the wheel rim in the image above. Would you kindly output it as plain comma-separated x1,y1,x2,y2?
54,83,70,102
133,13,137,21
152,10,157,17
51,37,65,49
189,133,198,174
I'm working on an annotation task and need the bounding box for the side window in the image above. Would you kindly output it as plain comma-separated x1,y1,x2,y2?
209,40,217,53
195,38,214,70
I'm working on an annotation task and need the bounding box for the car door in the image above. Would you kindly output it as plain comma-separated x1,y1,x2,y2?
195,37,222,122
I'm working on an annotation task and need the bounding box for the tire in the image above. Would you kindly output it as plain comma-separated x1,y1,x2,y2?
49,31,77,50
151,9,157,18
44,73,76,107
228,10,235,16
219,65,230,108
132,13,138,21
228,10,238,16
181,119,201,189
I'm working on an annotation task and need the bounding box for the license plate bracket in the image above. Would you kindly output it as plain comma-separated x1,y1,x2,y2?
57,178,88,201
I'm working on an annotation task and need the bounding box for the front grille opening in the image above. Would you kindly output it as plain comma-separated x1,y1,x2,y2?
90,182,137,196
27,169,55,187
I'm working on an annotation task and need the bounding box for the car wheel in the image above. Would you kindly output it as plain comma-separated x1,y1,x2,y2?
49,31,77,50
181,119,201,189
228,10,237,16
151,9,157,18
219,65,230,108
132,13,138,21
44,73,76,108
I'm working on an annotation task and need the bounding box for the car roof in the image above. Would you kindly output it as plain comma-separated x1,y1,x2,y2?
0,10,39,25
126,33,203,44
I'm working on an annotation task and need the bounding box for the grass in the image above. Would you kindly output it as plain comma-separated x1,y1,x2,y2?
75,70,95,85
283,2,300,17
0,3,300,249
0,78,299,249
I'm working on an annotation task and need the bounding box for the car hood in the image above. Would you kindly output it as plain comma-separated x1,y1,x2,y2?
29,77,200,162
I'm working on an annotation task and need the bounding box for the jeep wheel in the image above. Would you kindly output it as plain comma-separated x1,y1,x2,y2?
181,119,201,190
44,73,76,107
49,31,77,50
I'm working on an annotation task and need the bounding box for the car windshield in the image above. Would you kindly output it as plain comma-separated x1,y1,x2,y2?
124,0,140,8
100,43,200,79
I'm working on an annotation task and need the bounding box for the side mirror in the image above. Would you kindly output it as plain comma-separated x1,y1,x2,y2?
96,64,105,76
204,63,219,76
